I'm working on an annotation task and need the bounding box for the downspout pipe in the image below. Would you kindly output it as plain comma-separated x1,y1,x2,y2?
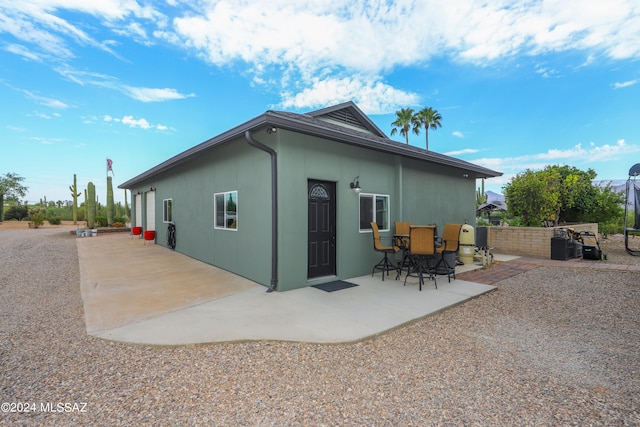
245,130,278,292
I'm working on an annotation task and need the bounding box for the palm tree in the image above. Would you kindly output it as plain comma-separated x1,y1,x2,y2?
390,108,416,144
412,107,442,150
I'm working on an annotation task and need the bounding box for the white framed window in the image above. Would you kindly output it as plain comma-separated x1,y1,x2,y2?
163,198,173,223
359,193,389,232
214,191,237,230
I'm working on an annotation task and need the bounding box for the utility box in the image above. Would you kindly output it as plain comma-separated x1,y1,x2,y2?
551,237,570,260
476,226,489,248
551,230,583,260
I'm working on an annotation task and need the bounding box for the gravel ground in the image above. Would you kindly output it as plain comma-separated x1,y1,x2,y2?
1,227,639,426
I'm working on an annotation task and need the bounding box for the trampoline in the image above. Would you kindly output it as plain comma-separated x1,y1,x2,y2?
624,163,640,256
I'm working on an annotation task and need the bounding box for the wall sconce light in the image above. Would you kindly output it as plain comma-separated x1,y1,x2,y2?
462,173,469,178
350,176,361,193
266,127,277,134
150,186,155,191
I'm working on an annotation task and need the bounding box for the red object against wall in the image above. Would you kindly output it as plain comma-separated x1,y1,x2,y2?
132,226,143,236
144,230,155,241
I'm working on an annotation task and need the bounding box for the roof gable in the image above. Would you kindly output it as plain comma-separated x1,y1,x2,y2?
306,101,387,137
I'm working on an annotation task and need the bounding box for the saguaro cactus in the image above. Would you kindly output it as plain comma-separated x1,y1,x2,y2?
106,176,114,226
476,178,487,207
69,174,81,224
87,182,96,229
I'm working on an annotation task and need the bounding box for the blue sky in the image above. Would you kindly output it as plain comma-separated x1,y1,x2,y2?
1,0,639,205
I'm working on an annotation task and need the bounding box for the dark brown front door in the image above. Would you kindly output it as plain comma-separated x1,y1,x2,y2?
308,180,336,279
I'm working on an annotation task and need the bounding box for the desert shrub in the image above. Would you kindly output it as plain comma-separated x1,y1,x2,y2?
28,207,45,228
96,216,108,227
114,216,126,224
45,206,73,221
112,222,125,228
3,205,29,221
48,217,62,225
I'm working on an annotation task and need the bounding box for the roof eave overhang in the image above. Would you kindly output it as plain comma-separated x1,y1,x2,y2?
265,112,502,180
119,111,501,189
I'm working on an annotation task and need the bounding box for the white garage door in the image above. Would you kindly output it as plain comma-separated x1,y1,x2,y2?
135,193,142,228
146,191,156,231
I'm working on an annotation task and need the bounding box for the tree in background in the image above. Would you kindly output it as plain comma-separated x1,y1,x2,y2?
412,107,442,150
504,165,624,228
572,183,624,234
0,172,28,222
390,108,415,144
544,165,597,225
504,169,557,226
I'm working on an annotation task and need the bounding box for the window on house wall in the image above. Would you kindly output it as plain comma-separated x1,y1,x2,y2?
163,198,173,223
359,193,389,231
214,191,238,230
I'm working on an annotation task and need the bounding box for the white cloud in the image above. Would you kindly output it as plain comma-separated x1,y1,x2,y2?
452,131,465,139
471,139,640,174
122,86,195,102
22,90,69,108
53,66,193,102
112,21,152,45
161,0,640,110
2,0,639,112
279,77,420,115
29,136,63,145
446,148,480,157
535,64,560,78
169,0,640,69
121,115,150,129
54,66,117,86
612,80,637,89
103,114,172,131
4,43,43,61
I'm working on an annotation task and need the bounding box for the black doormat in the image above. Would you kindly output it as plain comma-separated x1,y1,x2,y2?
311,280,359,292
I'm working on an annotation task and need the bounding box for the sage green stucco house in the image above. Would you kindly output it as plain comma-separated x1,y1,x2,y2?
119,102,501,292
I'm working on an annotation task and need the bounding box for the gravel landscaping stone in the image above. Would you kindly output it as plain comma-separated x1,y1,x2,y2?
1,227,639,425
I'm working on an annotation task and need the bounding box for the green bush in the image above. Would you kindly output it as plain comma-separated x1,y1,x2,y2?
95,216,108,227
506,216,524,227
114,216,126,224
476,217,490,226
48,217,62,225
3,205,29,221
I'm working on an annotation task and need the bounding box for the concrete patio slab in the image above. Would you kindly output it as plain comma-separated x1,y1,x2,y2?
77,233,497,345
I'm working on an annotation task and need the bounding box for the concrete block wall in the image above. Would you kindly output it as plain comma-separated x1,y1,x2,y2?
485,223,599,258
